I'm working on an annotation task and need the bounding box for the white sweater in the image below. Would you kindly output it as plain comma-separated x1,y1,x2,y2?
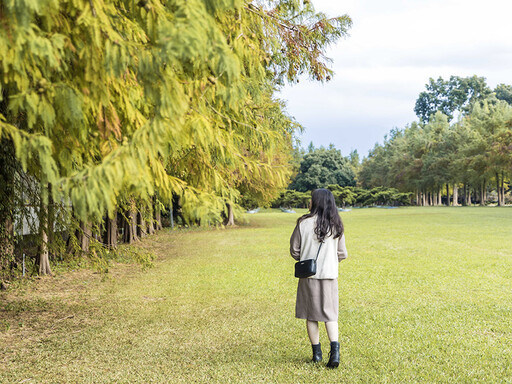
290,216,348,279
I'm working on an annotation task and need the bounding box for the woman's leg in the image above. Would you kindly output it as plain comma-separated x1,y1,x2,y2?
306,320,320,344
325,321,338,342
325,321,340,368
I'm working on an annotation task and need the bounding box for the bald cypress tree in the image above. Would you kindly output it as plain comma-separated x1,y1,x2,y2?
0,0,351,274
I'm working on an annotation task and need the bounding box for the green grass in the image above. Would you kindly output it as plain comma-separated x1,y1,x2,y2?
1,207,512,383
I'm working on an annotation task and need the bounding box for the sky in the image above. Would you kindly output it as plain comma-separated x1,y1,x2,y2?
278,0,512,157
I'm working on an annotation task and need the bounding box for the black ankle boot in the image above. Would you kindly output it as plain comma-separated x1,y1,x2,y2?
311,343,322,363
326,341,340,368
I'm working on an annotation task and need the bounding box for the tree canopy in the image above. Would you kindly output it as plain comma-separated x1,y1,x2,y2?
362,87,512,207
495,84,512,105
289,147,356,192
0,0,352,277
414,75,492,122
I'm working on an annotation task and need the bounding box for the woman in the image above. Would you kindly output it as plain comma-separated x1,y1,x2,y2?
290,188,348,368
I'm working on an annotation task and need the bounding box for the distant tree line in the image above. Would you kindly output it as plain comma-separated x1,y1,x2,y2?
257,146,410,209
271,186,411,208
265,76,512,210
360,76,512,206
0,1,352,281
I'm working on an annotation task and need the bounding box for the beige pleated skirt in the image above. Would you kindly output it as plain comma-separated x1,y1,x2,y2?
295,278,338,322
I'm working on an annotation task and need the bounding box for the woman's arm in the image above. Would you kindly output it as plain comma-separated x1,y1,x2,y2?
337,234,348,262
289,223,301,261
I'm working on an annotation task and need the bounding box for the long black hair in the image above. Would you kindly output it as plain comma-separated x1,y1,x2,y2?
297,188,343,242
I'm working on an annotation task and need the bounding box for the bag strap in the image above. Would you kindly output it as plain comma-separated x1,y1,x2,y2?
315,242,323,261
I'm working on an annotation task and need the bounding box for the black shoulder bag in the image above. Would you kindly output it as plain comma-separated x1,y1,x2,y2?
294,242,323,278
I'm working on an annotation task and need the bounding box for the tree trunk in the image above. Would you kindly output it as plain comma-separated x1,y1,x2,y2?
104,211,117,248
137,211,147,238
130,209,138,240
0,217,14,274
500,171,505,206
496,173,502,206
421,192,426,206
446,184,450,206
123,206,138,243
467,188,472,206
155,205,162,230
225,203,235,226
0,137,15,274
47,184,56,259
453,184,459,206
39,222,52,275
147,204,155,235
78,221,91,253
438,189,442,206
415,190,419,206
38,184,53,275
480,180,486,206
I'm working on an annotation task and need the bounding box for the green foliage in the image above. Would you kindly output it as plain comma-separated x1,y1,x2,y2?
463,100,512,178
0,0,350,223
289,147,356,192
494,83,512,105
115,245,155,271
347,149,361,177
247,2,352,84
361,97,512,203
239,193,263,210
0,0,353,275
271,190,310,208
271,186,411,208
414,75,492,122
326,184,356,206
352,187,412,206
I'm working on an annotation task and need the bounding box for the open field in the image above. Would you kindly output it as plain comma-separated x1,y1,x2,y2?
1,207,512,383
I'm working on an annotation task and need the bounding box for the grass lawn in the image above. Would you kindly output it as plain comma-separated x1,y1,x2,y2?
1,207,512,383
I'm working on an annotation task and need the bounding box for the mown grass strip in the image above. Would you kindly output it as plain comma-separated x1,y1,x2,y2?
1,207,511,383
